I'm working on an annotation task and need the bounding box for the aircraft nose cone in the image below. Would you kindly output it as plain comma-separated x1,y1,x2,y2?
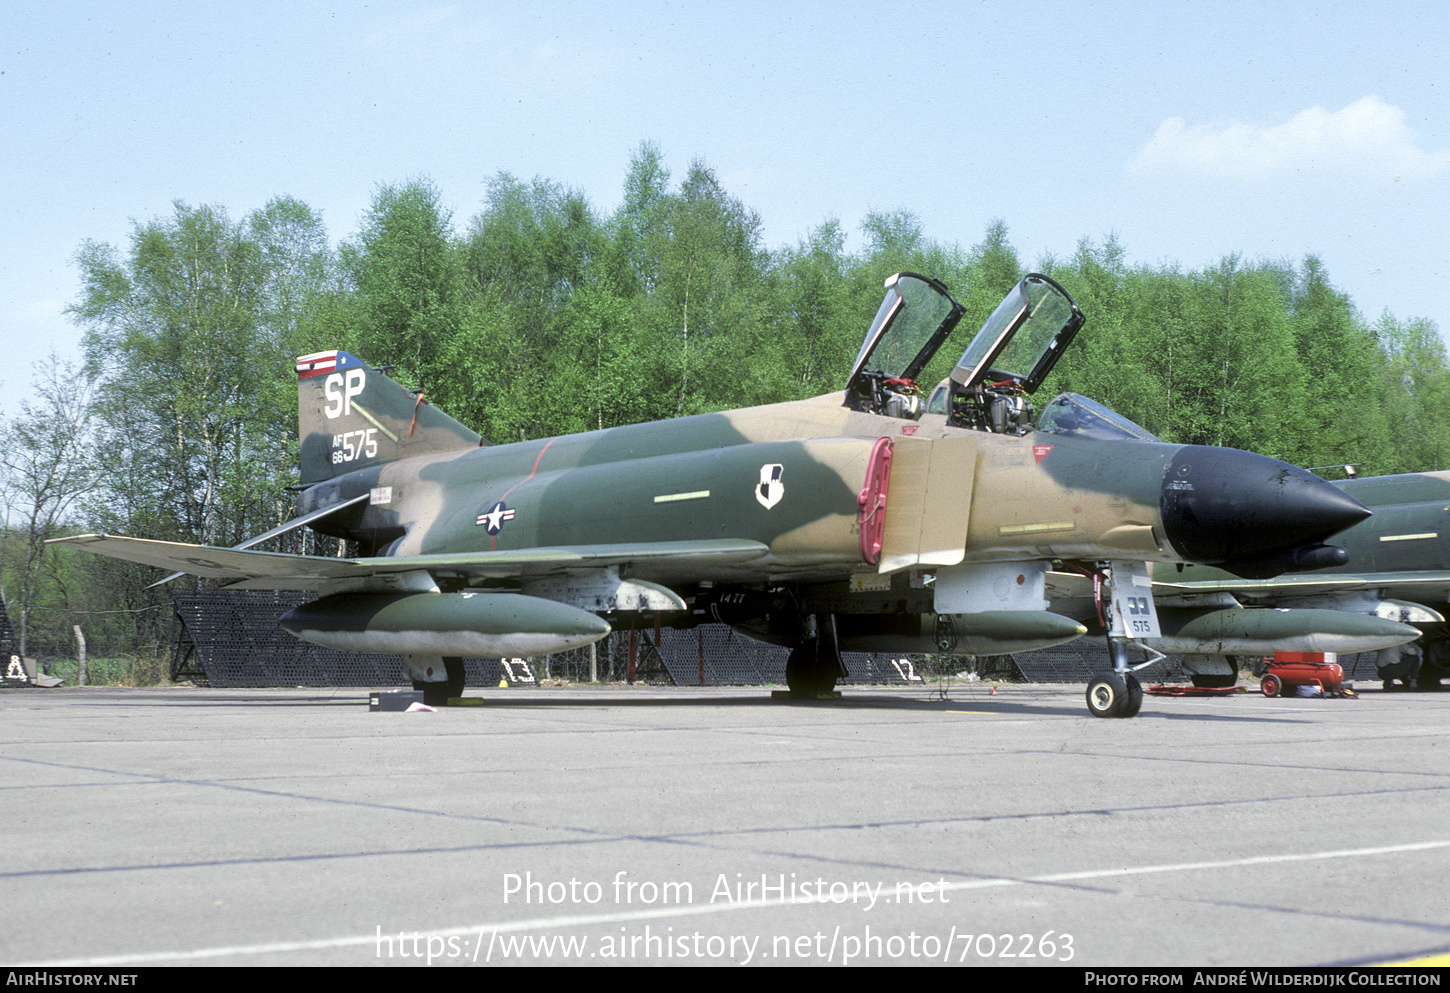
1160,446,1371,564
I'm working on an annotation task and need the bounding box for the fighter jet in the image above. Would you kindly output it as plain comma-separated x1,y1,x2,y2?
52,273,1381,717
1157,469,1450,690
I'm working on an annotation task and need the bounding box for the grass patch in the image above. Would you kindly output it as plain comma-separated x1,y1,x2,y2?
40,652,169,687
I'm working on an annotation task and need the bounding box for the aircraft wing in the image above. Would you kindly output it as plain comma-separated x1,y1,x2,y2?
1152,570,1450,604
49,534,771,590
1045,570,1095,601
1051,567,1450,607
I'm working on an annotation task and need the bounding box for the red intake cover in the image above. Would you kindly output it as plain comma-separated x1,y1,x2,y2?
857,437,894,565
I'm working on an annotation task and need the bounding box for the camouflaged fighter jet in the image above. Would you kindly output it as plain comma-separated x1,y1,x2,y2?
52,273,1380,717
1158,469,1450,690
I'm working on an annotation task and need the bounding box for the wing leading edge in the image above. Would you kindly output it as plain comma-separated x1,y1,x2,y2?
48,534,771,590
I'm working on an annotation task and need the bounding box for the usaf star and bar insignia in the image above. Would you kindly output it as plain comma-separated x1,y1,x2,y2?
476,501,516,534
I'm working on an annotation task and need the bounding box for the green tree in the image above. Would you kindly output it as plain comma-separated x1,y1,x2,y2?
448,173,610,441
1377,311,1450,472
73,202,285,548
1167,257,1306,456
251,195,336,356
1038,236,1160,425
769,219,862,396
610,158,777,419
1,356,97,656
339,178,466,392
1283,256,1392,472
611,141,672,297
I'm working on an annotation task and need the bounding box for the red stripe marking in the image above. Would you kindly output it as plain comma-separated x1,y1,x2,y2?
488,437,558,551
499,437,557,502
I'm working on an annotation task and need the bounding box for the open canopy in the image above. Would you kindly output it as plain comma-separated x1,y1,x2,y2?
845,272,964,395
949,273,1083,394
845,272,1083,406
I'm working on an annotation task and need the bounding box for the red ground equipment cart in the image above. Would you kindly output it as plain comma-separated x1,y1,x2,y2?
1260,652,1351,698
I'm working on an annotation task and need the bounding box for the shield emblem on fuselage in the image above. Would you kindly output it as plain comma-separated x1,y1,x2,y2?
756,464,784,509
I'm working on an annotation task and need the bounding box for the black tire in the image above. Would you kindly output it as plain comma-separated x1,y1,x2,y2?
786,638,837,695
1120,673,1144,718
414,679,450,707
414,656,465,706
1261,674,1281,697
1086,673,1128,718
443,656,465,700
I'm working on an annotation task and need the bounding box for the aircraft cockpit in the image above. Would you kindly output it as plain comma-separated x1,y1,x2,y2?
1035,392,1161,443
844,273,963,420
943,272,1084,434
846,272,1085,436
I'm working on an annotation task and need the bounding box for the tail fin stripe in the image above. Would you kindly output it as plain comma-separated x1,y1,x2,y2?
352,402,399,443
296,350,365,380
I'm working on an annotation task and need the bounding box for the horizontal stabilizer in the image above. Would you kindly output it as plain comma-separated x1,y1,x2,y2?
147,493,371,588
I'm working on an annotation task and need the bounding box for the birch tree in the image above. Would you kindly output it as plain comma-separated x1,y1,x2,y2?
1,356,97,655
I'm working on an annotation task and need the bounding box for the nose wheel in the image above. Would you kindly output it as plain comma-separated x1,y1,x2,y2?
785,614,847,697
411,656,465,706
1086,671,1143,718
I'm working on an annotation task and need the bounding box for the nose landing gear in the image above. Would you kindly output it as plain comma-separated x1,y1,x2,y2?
785,614,848,697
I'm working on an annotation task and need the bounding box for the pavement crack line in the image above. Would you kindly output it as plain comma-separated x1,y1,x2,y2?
8,751,1450,880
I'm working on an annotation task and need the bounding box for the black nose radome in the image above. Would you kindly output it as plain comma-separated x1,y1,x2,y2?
1160,446,1371,564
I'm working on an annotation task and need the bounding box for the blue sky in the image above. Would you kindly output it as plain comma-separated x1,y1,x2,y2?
3,1,1448,419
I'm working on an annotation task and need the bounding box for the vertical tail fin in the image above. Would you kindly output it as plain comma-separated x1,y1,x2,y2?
296,351,482,485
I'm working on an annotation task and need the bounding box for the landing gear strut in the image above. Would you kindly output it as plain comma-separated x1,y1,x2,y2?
1081,560,1162,718
412,656,465,707
786,614,847,696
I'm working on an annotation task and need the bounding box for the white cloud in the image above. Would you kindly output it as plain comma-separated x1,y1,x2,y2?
1129,96,1450,181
